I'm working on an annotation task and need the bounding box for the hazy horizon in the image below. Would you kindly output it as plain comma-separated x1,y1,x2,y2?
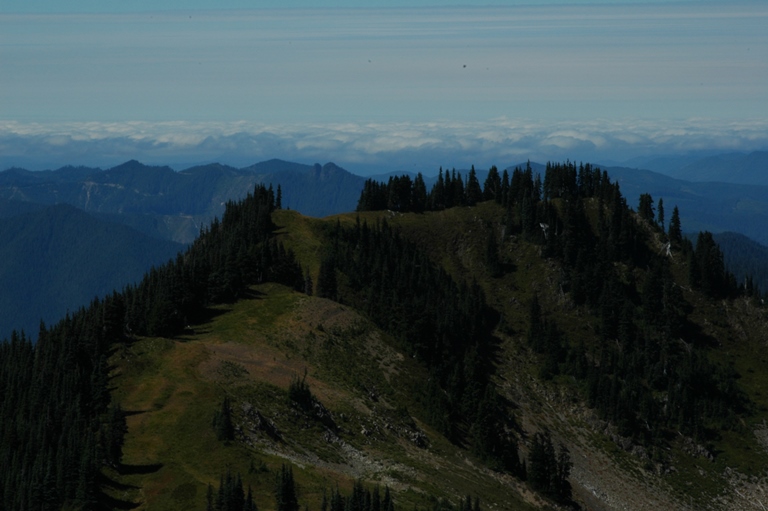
2,1,766,173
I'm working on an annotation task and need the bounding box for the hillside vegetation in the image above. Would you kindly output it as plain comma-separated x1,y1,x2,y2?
2,162,768,511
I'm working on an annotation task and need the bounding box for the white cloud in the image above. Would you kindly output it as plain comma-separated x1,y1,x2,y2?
2,118,768,173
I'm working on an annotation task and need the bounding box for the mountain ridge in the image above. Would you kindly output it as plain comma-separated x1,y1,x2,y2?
3,170,768,511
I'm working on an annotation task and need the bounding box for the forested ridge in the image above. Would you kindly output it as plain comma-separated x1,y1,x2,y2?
358,161,758,452
1,161,765,510
0,184,302,510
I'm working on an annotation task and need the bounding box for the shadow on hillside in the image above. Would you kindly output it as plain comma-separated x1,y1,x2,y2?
122,409,149,417
177,290,266,337
683,317,719,349
97,492,141,510
118,462,164,475
500,261,517,275
99,472,139,492
96,472,141,510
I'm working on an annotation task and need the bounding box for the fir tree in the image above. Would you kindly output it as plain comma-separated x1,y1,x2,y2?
213,397,235,441
657,197,665,230
668,206,682,245
276,465,299,511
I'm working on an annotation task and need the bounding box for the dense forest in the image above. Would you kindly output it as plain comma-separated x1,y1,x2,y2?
358,161,755,452
314,216,522,476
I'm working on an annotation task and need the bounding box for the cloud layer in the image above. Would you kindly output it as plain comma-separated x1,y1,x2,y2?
2,118,767,174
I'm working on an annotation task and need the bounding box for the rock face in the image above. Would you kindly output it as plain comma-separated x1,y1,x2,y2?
240,402,281,442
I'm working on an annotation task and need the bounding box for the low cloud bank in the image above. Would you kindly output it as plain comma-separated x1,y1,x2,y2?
2,118,767,175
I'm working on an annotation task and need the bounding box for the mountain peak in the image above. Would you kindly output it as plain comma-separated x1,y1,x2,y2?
108,160,175,174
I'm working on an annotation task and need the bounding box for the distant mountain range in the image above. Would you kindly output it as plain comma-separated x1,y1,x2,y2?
2,155,768,340
623,151,768,186
0,159,366,244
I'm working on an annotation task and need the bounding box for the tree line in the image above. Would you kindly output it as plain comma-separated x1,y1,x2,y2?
207,464,482,511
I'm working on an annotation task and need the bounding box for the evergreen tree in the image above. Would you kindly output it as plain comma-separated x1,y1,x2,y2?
412,173,428,213
316,255,338,300
485,230,502,278
638,193,655,223
482,165,501,203
527,431,571,504
213,397,235,441
466,166,483,206
668,206,682,245
276,465,299,511
657,197,665,230
102,403,128,467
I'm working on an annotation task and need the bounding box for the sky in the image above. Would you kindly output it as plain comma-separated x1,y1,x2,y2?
1,1,767,173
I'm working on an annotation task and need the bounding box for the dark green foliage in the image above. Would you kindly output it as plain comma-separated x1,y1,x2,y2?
122,184,304,337
638,193,655,223
668,206,683,245
211,471,257,511
657,198,665,230
314,217,519,473
527,431,571,505
102,404,128,467
484,229,502,278
0,321,114,509
213,397,235,442
470,389,522,475
288,370,314,411
691,231,737,299
713,231,768,298
357,166,503,214
304,268,314,297
526,295,565,380
316,255,338,301
482,166,502,203
465,166,483,206
276,465,299,511
354,160,749,464
514,162,748,447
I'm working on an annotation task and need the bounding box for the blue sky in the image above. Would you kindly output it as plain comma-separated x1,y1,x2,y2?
1,1,767,172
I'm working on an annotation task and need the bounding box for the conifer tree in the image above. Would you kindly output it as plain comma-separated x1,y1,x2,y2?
668,206,682,245
276,465,299,511
638,193,655,222
213,397,235,441
657,197,664,230
316,256,338,300
412,173,428,213
466,166,483,206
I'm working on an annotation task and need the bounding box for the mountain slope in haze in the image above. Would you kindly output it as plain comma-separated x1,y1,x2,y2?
0,203,184,341
712,231,768,295
243,161,366,218
658,151,768,185
0,159,365,339
0,159,367,244
601,165,768,246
